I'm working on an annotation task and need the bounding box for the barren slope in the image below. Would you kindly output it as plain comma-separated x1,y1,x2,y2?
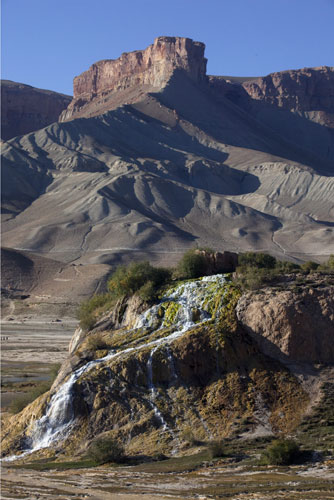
1,38,334,305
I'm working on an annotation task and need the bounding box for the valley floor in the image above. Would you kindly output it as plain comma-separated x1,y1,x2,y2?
0,320,76,411
2,458,334,499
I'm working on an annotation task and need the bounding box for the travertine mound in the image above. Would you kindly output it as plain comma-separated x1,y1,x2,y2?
1,279,309,459
1,80,71,140
236,280,334,364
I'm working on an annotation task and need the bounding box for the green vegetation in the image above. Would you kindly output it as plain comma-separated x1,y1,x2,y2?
235,252,300,290
238,252,277,270
260,439,300,465
88,436,125,464
78,251,334,332
327,254,334,269
207,440,225,459
235,252,334,290
78,262,171,330
174,248,208,279
301,260,319,272
9,364,60,414
131,449,212,473
78,293,115,331
9,458,98,471
86,333,109,352
108,261,171,301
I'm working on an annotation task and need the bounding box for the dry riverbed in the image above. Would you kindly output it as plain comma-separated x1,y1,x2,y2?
1,318,77,410
2,457,334,499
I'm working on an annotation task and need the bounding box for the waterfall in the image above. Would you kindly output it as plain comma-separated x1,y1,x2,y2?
146,345,168,431
166,347,177,383
4,274,227,460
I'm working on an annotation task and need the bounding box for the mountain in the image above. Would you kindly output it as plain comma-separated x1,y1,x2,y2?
1,80,71,141
1,37,334,306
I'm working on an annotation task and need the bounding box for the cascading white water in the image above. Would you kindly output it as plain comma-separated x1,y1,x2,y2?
146,345,168,430
166,347,177,382
4,274,227,461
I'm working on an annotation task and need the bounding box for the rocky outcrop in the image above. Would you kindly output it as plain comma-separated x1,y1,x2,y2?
60,37,206,121
241,66,334,128
195,250,238,274
1,277,309,460
236,279,334,364
208,67,334,163
1,80,71,140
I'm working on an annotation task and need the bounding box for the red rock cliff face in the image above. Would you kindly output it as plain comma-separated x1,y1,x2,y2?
241,66,334,128
1,80,72,141
60,37,206,121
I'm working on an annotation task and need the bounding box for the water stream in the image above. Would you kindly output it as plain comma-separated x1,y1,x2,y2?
3,274,227,461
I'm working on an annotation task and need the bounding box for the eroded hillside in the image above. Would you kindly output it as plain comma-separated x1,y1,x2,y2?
1,37,334,308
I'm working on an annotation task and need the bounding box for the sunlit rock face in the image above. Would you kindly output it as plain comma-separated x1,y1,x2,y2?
236,279,334,364
60,36,207,121
241,66,334,128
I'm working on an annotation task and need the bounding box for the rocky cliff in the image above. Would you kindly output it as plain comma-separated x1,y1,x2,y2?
2,38,334,307
60,37,206,121
1,80,71,141
209,66,334,163
241,66,334,128
236,276,334,364
3,274,334,461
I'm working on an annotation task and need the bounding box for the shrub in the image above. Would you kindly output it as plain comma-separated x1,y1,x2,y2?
238,252,277,270
235,266,276,290
260,439,300,465
207,440,225,459
235,252,302,290
301,261,319,272
88,436,125,464
275,260,300,273
86,333,109,351
136,280,157,302
175,249,208,279
78,293,114,331
327,254,334,269
107,261,171,300
318,254,334,271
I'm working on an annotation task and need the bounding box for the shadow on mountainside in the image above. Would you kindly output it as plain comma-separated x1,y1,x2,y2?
157,71,333,175
209,77,334,175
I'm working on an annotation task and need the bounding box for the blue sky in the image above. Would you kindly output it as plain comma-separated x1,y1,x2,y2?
2,0,334,95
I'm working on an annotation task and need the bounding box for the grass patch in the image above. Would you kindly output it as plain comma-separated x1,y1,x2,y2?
8,458,98,471
131,450,212,473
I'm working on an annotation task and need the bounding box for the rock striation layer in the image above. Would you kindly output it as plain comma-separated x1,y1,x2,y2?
1,80,71,141
2,38,334,304
60,36,206,121
241,66,334,128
